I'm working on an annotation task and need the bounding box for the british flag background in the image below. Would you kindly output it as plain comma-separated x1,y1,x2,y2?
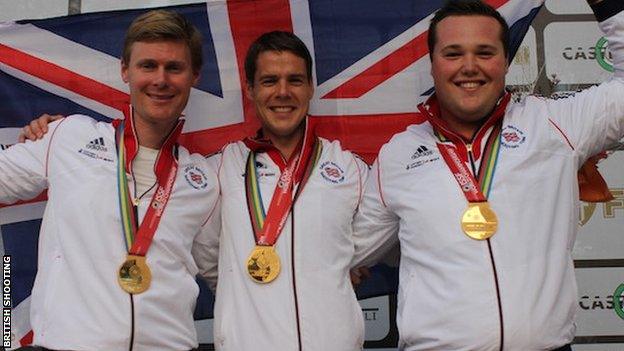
0,0,543,348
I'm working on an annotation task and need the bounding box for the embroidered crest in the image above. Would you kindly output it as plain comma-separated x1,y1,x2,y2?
319,161,345,184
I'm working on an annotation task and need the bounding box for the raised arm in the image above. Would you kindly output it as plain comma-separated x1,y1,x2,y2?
544,0,624,164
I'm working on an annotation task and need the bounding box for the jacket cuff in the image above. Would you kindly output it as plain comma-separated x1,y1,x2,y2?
590,0,624,23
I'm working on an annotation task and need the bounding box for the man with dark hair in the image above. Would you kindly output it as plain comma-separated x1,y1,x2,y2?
427,0,510,59
353,0,624,350
0,10,219,350
244,30,313,87
196,31,369,350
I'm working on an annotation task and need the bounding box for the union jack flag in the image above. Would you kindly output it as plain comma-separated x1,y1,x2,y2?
0,0,543,347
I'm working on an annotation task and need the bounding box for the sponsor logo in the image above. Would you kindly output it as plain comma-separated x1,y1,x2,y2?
579,188,623,226
184,165,208,190
85,137,108,152
595,37,613,73
615,284,624,320
0,144,10,150
363,307,379,321
243,161,275,178
500,125,526,148
257,160,275,178
579,202,597,226
579,293,624,311
78,138,113,162
411,145,434,159
406,145,439,170
320,161,345,184
561,42,612,62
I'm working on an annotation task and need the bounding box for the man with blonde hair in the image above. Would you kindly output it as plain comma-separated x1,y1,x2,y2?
1,10,219,351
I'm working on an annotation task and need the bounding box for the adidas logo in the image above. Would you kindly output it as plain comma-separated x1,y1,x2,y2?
411,145,434,159
0,144,9,150
86,137,107,152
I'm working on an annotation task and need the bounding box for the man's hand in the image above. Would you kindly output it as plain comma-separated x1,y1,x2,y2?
18,114,64,143
350,266,371,288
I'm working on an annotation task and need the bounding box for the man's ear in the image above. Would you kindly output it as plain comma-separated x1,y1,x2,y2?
506,55,511,73
192,70,201,86
121,62,129,83
307,80,315,100
245,83,254,100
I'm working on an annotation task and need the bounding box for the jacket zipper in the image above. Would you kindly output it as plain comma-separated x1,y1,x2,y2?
467,143,504,351
129,294,135,351
290,209,303,351
129,183,138,351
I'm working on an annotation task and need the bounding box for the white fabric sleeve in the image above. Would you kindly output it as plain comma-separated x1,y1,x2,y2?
0,118,65,204
544,6,624,164
192,153,223,293
350,158,400,268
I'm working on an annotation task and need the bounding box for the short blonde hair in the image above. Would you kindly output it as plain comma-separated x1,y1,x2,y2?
122,10,203,73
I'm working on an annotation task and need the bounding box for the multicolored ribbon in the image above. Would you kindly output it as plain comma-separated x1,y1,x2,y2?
114,111,183,255
245,136,322,246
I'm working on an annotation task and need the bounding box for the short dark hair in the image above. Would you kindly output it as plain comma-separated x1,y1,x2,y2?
122,10,203,73
244,31,313,85
428,0,510,59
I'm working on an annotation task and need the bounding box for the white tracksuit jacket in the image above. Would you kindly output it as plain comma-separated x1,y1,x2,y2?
352,2,624,350
200,127,369,351
0,115,219,351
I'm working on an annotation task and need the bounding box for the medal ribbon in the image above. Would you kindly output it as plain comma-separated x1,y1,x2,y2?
245,134,322,246
420,92,510,201
115,109,183,255
435,123,502,201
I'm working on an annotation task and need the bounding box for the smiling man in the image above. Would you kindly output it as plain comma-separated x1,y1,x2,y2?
195,31,369,350
0,10,219,351
353,0,624,350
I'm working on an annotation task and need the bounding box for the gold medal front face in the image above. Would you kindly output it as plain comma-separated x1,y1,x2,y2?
246,245,281,283
118,255,152,294
461,202,498,240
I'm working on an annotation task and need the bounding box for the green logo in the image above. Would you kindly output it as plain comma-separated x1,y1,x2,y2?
595,37,614,73
615,283,624,320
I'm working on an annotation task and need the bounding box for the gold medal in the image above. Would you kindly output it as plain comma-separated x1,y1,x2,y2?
246,245,281,283
461,202,498,240
118,254,151,294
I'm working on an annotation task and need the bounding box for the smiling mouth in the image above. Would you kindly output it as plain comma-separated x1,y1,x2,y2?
147,93,175,101
270,106,296,113
456,81,485,90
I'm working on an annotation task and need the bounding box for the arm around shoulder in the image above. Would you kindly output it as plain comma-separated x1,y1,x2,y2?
192,151,223,292
351,157,400,268
0,117,68,204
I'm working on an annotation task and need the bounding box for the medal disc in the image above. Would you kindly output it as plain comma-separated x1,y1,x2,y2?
461,202,498,240
118,255,152,294
246,245,281,283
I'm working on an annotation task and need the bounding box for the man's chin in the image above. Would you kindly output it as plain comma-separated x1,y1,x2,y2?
142,113,181,125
